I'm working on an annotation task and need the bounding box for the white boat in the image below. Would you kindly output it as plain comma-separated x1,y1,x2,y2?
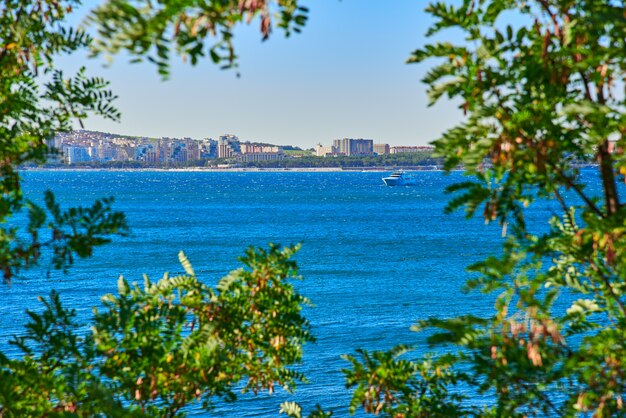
382,170,417,186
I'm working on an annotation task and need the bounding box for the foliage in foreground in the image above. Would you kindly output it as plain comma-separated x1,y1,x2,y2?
1,1,319,416
0,0,129,282
0,0,308,282
0,245,313,417
4,0,626,416
89,0,309,77
332,0,626,417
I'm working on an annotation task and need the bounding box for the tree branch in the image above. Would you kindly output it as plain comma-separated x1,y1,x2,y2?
537,0,562,40
553,189,576,230
555,169,603,217
588,260,626,318
597,139,620,216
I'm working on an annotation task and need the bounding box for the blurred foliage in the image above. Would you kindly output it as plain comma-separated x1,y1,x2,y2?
343,347,468,417
0,0,128,282
0,245,314,416
88,0,309,77
1,1,319,416
6,0,626,416
0,0,310,281
338,0,626,416
280,401,334,418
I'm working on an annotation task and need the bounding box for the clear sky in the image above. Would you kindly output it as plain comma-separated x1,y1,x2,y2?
72,0,462,148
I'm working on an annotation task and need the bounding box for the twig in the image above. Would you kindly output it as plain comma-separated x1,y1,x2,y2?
555,169,603,217
588,260,626,317
553,189,576,230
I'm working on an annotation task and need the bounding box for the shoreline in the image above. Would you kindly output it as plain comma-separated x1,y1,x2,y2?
21,164,599,173
21,166,446,173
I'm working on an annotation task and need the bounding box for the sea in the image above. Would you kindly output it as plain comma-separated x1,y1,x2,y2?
0,170,584,416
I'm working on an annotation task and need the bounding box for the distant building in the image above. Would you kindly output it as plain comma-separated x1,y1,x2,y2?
187,140,201,160
52,130,291,165
96,143,116,161
62,145,91,163
332,138,374,156
170,143,188,163
199,139,217,159
115,146,134,161
218,134,240,159
47,136,63,151
374,143,390,155
390,146,433,154
145,145,159,163
236,152,285,163
240,142,280,154
332,139,346,155
315,143,336,157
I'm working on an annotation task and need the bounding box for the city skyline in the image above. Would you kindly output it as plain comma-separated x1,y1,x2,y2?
52,129,435,166
56,128,435,150
62,0,463,149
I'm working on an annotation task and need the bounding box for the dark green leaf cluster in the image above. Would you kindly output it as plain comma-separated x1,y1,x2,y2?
334,0,626,416
88,0,309,77
8,0,626,416
0,190,128,282
343,346,467,417
0,1,127,282
1,245,313,416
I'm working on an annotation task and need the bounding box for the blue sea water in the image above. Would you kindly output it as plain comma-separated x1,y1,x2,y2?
1,171,575,415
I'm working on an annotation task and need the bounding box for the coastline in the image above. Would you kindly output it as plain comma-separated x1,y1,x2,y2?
21,164,599,173
21,166,445,173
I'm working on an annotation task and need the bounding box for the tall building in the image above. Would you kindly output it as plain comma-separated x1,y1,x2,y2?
62,145,91,163
96,143,116,161
374,143,390,155
218,135,240,159
315,143,336,157
199,139,217,159
332,138,374,156
240,142,280,154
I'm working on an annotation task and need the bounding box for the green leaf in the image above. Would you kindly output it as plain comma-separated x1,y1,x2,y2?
178,250,195,276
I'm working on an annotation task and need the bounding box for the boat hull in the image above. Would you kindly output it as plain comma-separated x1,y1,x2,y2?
382,171,417,186
382,177,403,186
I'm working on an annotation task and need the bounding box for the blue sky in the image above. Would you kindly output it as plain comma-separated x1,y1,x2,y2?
73,0,463,148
